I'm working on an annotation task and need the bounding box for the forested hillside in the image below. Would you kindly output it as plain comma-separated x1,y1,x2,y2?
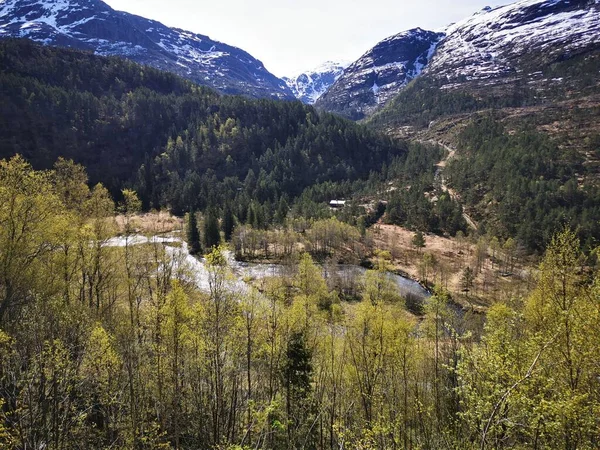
1,155,599,449
0,39,404,215
446,116,600,251
0,39,218,190
366,50,600,252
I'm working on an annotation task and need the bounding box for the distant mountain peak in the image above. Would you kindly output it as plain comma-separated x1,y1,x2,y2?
315,28,444,119
283,60,349,104
0,0,294,99
287,60,350,78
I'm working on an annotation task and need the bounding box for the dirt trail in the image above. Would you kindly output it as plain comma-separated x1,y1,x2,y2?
430,141,478,231
434,142,456,169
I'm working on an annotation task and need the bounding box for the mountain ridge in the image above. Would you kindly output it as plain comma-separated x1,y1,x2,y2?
282,61,348,104
316,0,600,121
314,28,445,120
368,0,600,134
0,0,295,99
424,0,600,86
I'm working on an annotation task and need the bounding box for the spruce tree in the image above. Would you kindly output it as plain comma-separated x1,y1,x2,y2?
275,197,289,225
283,331,314,447
252,202,263,229
186,210,201,255
222,202,235,242
246,204,256,228
203,209,221,250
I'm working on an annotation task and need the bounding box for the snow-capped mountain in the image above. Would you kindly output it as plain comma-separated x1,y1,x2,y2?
317,0,599,120
315,28,445,119
0,0,294,99
425,0,600,85
283,61,348,104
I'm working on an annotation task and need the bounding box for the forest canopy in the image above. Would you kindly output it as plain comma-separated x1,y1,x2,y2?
446,116,600,251
0,39,405,215
0,156,599,449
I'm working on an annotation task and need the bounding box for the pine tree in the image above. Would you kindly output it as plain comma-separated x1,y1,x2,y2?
203,209,221,250
222,202,235,242
412,231,426,253
186,210,201,255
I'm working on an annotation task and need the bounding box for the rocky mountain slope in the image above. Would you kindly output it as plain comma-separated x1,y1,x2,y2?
365,0,600,251
0,0,294,99
318,0,599,122
426,0,599,87
315,28,444,119
282,61,348,104
369,0,600,139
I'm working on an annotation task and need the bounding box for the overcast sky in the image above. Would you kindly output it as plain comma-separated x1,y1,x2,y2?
103,0,512,77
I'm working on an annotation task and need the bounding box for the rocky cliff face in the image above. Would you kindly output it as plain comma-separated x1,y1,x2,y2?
283,61,348,104
0,0,294,99
315,28,444,120
318,0,599,120
425,0,600,86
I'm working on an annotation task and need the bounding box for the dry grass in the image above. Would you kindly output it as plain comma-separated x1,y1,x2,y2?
372,224,535,311
114,211,183,235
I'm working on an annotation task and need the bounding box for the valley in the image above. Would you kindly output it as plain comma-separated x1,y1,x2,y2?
0,0,599,448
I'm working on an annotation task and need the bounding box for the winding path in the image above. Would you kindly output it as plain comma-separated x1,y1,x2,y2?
430,141,479,231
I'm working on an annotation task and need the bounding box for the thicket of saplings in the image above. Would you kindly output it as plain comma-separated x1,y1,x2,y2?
1,156,599,450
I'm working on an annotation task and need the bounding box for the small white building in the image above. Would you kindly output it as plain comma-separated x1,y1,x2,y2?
329,200,347,208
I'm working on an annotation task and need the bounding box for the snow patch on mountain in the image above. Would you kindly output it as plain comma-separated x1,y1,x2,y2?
315,28,445,119
0,0,294,99
283,61,349,104
426,0,600,82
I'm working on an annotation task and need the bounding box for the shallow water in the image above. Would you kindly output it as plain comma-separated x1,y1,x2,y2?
104,235,431,303
229,258,431,302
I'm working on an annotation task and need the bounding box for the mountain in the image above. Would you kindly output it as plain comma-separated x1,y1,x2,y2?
0,0,294,99
0,39,403,213
317,0,599,122
314,28,444,120
425,0,600,88
368,0,600,251
368,0,600,168
283,61,348,104
369,0,600,129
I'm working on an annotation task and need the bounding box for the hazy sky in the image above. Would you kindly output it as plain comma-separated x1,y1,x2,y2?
103,0,512,77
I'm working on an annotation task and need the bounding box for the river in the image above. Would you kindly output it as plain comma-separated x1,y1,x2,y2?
103,235,432,303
